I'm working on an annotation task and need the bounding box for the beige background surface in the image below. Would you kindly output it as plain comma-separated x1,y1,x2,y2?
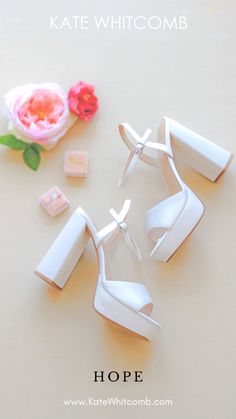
0,1,236,418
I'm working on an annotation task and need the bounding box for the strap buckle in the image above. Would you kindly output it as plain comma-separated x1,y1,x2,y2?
135,142,145,155
118,221,128,233
109,200,142,261
118,123,173,186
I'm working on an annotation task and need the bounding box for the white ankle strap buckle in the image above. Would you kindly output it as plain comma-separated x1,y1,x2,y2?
135,142,145,155
109,201,142,261
118,123,173,186
94,200,142,261
118,221,128,233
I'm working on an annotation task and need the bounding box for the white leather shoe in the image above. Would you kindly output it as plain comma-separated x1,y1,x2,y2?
35,200,161,340
118,117,233,262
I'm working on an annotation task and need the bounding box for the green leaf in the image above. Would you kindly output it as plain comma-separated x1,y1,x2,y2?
0,134,27,150
23,145,41,171
31,143,46,152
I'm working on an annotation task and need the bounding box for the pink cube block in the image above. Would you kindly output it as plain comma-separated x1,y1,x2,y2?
64,151,88,177
39,186,70,217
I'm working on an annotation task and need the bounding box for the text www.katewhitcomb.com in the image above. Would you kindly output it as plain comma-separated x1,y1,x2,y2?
63,397,173,407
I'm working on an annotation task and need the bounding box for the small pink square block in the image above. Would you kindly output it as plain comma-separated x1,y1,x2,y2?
64,151,88,177
39,186,70,217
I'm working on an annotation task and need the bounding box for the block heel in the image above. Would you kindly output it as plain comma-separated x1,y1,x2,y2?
35,209,90,289
168,118,233,181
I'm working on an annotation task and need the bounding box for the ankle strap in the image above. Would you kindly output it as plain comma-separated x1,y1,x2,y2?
118,123,173,186
94,200,142,261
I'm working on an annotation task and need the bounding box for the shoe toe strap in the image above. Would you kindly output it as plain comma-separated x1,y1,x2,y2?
103,281,154,316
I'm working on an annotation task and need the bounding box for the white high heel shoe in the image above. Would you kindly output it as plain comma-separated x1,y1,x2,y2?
118,117,233,262
35,200,161,340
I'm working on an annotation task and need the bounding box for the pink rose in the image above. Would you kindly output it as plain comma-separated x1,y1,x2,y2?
4,83,75,149
68,81,98,121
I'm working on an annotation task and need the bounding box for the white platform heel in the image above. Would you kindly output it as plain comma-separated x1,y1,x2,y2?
35,200,161,340
118,118,233,262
